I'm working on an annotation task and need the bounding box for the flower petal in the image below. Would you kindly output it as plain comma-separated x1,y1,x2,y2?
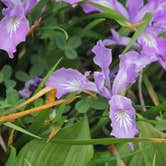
46,68,98,98
92,40,112,89
0,6,29,58
94,72,111,99
126,0,143,21
109,95,138,138
112,51,156,95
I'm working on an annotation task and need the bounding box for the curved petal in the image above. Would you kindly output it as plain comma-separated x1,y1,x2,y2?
109,95,139,138
0,6,29,58
126,0,143,21
22,0,38,14
46,68,98,98
92,40,112,89
112,51,156,95
94,72,111,99
103,29,131,46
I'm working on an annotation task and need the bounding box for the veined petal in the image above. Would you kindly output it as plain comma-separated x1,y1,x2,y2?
137,27,159,55
22,0,38,14
103,29,131,47
126,0,143,21
46,68,98,98
92,40,112,90
109,95,138,138
0,6,29,58
81,0,113,13
112,51,156,95
94,72,111,99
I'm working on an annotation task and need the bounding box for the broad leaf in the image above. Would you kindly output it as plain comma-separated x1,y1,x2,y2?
14,116,94,166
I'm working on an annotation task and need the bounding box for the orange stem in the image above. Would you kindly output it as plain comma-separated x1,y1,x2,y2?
16,86,56,110
0,98,74,124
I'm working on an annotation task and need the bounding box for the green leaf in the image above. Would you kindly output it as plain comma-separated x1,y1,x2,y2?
122,12,152,54
55,33,67,50
143,102,166,118
6,88,19,106
75,99,90,113
68,36,81,49
89,97,108,110
89,2,130,27
5,146,17,166
4,80,16,88
1,65,12,80
29,0,49,23
0,72,3,83
35,57,62,93
65,48,78,59
138,121,166,166
15,71,30,82
4,122,42,139
80,18,106,37
143,74,159,105
14,116,94,166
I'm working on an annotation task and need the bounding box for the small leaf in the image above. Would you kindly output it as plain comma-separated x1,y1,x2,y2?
89,97,108,110
75,99,90,113
1,65,12,80
15,71,30,82
55,33,67,50
68,36,81,49
65,48,78,59
4,80,16,88
6,88,19,106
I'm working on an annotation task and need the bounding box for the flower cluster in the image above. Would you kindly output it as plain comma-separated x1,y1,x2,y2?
4,0,166,149
58,0,166,69
0,0,38,58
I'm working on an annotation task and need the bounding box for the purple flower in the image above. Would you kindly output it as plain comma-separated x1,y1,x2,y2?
0,0,38,58
112,51,157,95
109,95,139,150
19,77,42,98
103,29,131,47
92,40,112,90
45,41,156,146
138,27,166,69
109,95,138,138
46,68,98,98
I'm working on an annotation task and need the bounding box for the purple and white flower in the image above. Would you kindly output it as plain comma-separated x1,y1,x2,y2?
46,68,98,98
0,0,38,58
46,41,154,146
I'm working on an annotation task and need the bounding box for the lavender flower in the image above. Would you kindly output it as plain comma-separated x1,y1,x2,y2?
46,68,98,98
112,51,157,95
109,95,138,138
0,0,38,58
46,41,153,146
109,95,138,150
103,29,131,47
19,77,42,98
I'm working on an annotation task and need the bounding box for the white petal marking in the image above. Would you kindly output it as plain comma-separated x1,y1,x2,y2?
115,110,132,130
61,79,81,91
7,17,20,37
142,32,157,49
